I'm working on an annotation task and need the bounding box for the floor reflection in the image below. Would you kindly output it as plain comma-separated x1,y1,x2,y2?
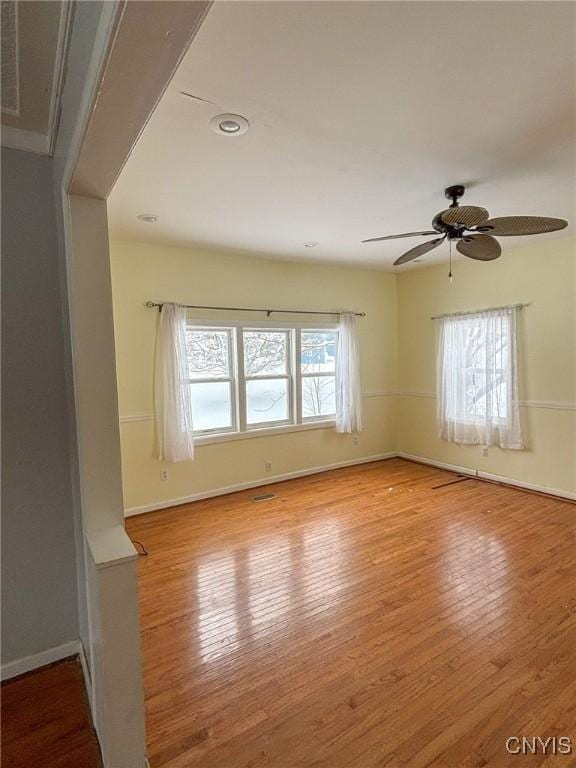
302,520,346,605
196,552,241,663
195,519,345,664
248,534,293,627
441,520,510,625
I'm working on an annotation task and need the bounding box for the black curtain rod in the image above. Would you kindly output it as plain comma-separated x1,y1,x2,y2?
145,301,366,317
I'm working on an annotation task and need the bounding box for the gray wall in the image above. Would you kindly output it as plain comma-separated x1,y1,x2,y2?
52,1,112,666
1,147,78,663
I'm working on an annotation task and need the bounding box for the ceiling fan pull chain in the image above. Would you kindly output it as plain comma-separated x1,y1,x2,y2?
448,239,453,283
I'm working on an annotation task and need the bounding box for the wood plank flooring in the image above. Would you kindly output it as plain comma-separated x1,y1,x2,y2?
126,458,576,768
1,657,102,768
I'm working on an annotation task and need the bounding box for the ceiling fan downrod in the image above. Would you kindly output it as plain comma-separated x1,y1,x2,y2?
445,184,466,208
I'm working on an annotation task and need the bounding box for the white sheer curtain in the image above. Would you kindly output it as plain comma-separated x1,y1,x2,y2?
154,303,195,462
437,306,523,449
336,312,362,433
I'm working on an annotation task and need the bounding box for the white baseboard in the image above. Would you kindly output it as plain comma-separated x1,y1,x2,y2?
124,449,574,518
125,452,397,516
1,640,81,681
397,452,576,502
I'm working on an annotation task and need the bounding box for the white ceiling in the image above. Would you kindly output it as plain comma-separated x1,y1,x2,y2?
108,1,575,270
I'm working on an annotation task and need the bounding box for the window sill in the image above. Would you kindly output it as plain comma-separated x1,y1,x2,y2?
194,419,336,446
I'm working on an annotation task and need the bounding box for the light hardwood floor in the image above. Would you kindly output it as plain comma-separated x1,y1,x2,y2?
126,458,576,768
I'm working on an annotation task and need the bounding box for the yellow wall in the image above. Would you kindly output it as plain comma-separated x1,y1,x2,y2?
110,240,397,512
111,236,575,513
396,237,576,496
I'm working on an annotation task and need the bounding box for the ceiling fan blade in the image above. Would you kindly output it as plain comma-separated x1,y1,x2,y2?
362,230,437,243
457,234,501,261
393,237,445,266
440,206,489,228
477,216,568,237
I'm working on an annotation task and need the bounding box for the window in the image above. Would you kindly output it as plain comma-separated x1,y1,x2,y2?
243,330,291,426
185,322,338,438
300,331,337,419
444,316,509,424
437,307,523,449
186,327,235,433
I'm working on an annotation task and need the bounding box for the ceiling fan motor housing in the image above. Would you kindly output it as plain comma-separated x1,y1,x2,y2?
431,213,467,240
433,185,469,237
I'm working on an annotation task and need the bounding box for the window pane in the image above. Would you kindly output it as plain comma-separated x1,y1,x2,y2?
243,331,287,376
302,375,336,418
190,381,233,431
187,329,231,379
301,332,337,374
246,379,289,424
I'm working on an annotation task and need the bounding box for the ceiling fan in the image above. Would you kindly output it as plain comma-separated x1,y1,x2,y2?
362,185,568,266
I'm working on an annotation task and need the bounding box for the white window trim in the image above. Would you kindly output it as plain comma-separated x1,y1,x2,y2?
186,317,338,442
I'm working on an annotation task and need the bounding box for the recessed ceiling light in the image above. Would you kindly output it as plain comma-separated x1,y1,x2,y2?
304,241,319,248
220,120,241,133
137,214,158,223
210,113,249,136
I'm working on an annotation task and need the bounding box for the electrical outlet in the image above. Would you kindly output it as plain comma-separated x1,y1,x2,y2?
160,469,169,481
265,461,272,472
353,435,359,446
481,447,488,457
